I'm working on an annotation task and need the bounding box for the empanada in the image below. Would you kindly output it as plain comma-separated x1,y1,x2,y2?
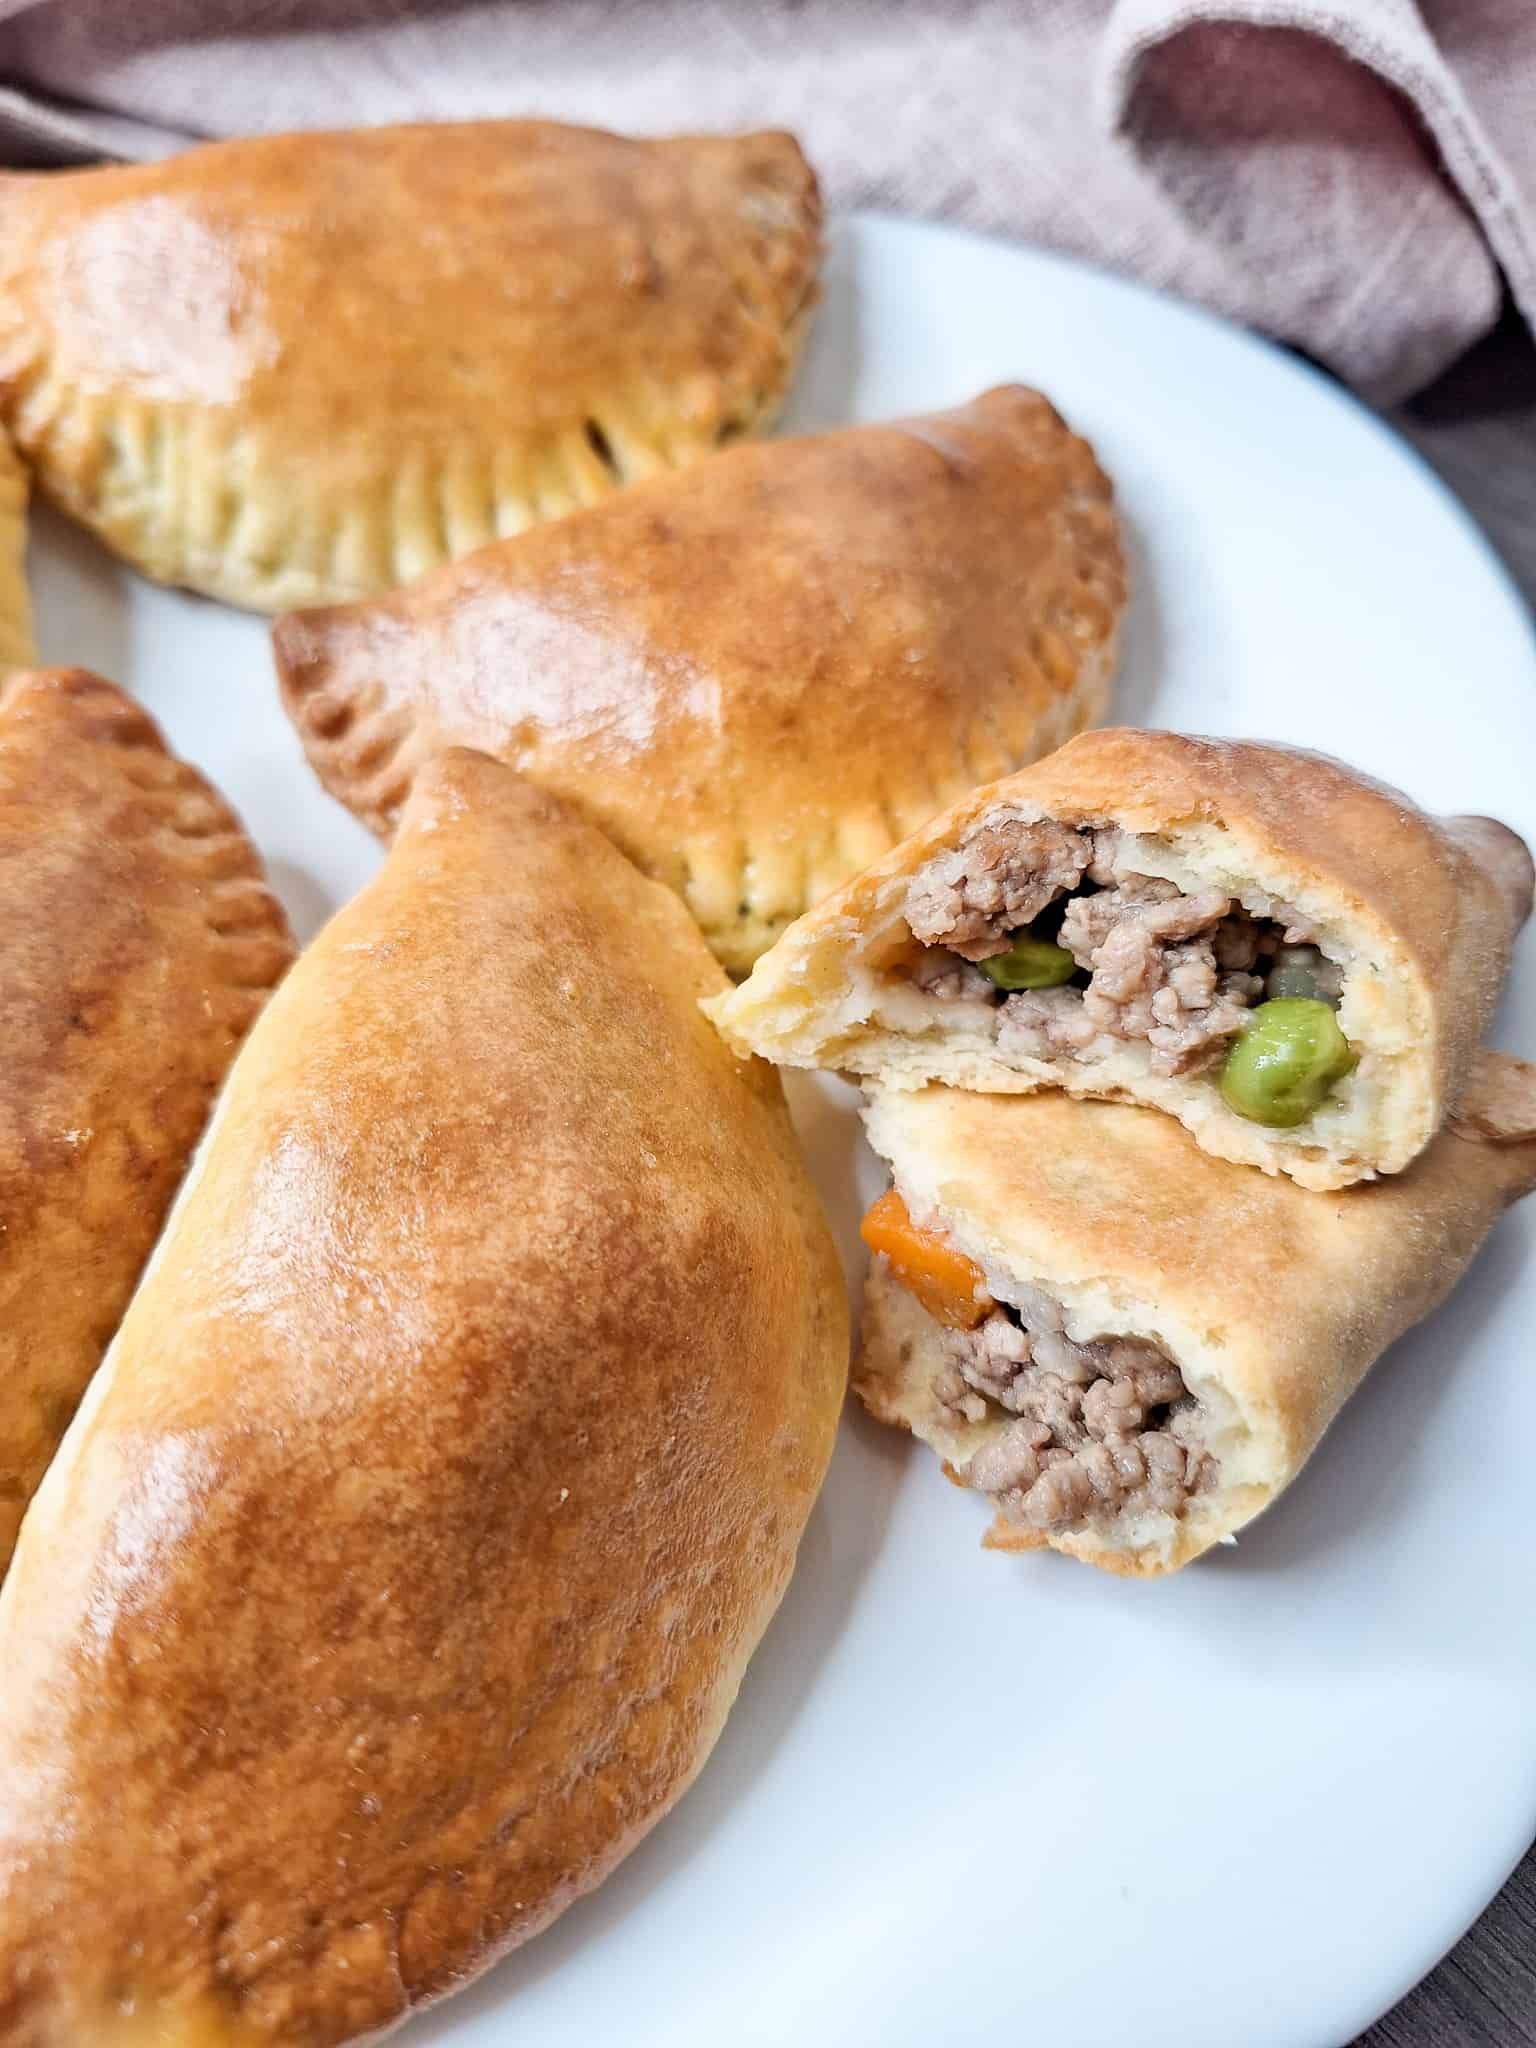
709,728,1532,1186
0,749,846,2045
0,667,292,1578
856,1057,1536,1576
275,386,1126,973
0,120,821,613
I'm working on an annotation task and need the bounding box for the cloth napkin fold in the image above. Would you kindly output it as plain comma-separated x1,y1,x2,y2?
0,0,1532,410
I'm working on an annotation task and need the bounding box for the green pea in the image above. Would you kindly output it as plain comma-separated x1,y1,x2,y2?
1219,998,1357,1128
976,930,1076,990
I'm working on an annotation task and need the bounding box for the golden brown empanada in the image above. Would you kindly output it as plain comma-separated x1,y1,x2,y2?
0,749,847,2045
275,385,1126,973
0,430,36,672
856,1058,1536,1576
0,667,293,1578
0,120,821,613
709,728,1532,1186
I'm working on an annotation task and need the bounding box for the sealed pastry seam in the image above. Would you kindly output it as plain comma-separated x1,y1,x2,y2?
0,667,294,1579
9,386,804,616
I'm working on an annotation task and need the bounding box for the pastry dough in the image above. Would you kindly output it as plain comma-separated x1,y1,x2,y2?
0,667,292,1579
0,749,847,2045
708,728,1532,1186
0,430,36,671
275,385,1126,972
857,1058,1536,1576
0,120,821,613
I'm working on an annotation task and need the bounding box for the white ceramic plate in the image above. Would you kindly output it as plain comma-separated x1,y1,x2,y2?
29,213,1536,2048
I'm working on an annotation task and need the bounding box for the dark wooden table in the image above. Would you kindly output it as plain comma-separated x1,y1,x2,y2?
1350,307,1536,2048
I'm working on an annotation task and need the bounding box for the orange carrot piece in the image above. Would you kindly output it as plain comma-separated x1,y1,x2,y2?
859,1188,990,1329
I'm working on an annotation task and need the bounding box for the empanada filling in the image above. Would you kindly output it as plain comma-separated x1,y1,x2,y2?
935,1300,1218,1533
902,817,1349,1106
860,1191,1218,1534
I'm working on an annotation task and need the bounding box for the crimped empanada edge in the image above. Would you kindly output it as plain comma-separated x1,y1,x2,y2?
2,666,296,1000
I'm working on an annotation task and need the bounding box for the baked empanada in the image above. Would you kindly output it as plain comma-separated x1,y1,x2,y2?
0,750,846,2045
0,667,292,1578
856,1058,1536,1576
275,385,1126,973
709,728,1533,1186
0,120,821,613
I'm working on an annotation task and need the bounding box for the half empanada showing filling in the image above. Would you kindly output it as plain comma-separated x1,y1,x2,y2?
275,385,1126,973
856,1068,1536,1576
710,729,1533,1187
867,1192,1220,1537
0,120,822,611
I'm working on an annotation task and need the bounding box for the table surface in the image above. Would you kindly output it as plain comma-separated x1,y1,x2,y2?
1352,305,1536,2048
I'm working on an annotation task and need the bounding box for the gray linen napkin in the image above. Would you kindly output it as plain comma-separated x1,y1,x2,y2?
0,0,1531,598
0,0,1533,405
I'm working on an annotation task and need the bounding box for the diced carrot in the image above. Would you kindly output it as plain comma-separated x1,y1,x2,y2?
860,1188,990,1329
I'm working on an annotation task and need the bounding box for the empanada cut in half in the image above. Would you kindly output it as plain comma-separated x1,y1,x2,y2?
709,728,1533,1187
0,120,821,613
0,750,847,2046
0,430,36,672
857,1059,1536,1576
0,667,292,1580
275,385,1126,973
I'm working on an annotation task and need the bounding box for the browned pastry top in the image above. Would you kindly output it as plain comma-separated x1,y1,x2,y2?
0,749,847,2046
0,666,293,1576
0,119,818,463
276,385,1126,969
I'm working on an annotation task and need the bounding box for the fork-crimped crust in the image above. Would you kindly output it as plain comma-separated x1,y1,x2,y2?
0,666,293,1576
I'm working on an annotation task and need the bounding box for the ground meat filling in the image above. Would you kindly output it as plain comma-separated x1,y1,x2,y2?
905,819,1093,961
933,1297,1217,1531
903,817,1338,1078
